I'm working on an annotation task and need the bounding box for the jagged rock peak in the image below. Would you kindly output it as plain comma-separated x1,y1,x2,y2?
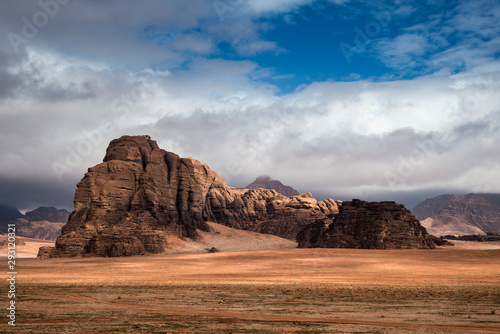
246,175,300,197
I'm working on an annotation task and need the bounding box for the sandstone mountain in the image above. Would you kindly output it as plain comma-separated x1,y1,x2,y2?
413,194,500,236
1,207,70,241
246,176,300,197
40,135,341,258
297,199,435,249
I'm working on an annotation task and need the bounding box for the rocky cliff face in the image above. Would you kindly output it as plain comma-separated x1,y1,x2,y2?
41,135,339,258
297,199,435,249
246,176,300,197
204,190,340,240
413,194,500,236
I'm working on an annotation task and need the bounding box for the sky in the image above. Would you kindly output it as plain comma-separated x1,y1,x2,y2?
1,0,500,211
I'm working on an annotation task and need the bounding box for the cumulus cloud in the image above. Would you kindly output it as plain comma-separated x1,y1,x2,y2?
376,34,429,70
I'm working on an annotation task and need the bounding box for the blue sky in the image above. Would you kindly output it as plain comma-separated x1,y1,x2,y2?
136,0,500,92
232,1,399,91
0,0,500,210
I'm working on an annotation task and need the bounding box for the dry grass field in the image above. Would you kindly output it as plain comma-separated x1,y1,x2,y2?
1,242,500,333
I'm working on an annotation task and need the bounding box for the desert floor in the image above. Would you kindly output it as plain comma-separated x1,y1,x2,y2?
0,244,500,333
1,239,500,334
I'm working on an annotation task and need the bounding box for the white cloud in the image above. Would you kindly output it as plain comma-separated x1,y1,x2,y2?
5,47,499,207
376,33,429,70
234,40,284,56
172,34,215,54
245,0,316,14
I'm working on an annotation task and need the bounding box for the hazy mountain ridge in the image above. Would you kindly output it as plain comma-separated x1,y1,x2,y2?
0,205,23,223
0,206,70,240
24,206,70,222
413,194,500,236
246,176,300,197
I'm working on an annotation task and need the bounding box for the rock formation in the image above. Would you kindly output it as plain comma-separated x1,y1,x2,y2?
297,199,435,249
41,135,339,258
246,176,300,197
413,194,500,236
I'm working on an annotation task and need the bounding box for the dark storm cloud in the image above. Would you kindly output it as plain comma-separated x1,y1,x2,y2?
0,176,74,211
0,48,27,99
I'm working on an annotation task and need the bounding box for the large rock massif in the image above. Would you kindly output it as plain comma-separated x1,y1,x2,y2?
297,200,436,249
41,135,341,258
246,176,300,197
413,194,500,236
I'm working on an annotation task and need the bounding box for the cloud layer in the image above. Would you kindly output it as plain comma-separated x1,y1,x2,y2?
1,0,499,210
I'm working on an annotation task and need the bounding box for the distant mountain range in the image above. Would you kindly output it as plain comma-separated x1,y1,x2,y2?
246,176,300,197
413,193,500,236
0,206,70,241
0,205,23,223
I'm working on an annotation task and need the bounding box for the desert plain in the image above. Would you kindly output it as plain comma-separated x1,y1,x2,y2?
2,236,500,333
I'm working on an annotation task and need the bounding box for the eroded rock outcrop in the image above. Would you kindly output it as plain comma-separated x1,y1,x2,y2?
297,199,435,249
42,135,339,258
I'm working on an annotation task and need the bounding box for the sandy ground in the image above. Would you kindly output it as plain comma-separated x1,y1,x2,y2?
3,223,498,260
0,236,53,259
0,247,499,333
446,240,500,250
0,222,297,259
164,222,298,254
1,230,500,333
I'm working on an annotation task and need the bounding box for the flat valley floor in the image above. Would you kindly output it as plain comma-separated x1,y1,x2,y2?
2,243,500,333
